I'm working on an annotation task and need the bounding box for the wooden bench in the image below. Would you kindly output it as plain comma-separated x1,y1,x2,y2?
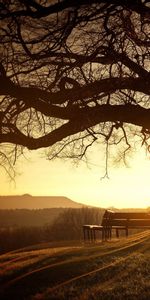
83,210,150,242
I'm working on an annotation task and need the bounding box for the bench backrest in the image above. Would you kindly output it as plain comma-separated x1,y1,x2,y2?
101,210,150,228
101,210,114,226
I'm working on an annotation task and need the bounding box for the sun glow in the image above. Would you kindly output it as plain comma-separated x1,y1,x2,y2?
0,148,150,209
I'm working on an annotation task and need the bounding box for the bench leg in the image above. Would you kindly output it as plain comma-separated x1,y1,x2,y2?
116,229,119,238
91,228,96,242
83,227,86,241
108,227,111,239
83,227,90,242
105,227,110,240
90,228,94,242
102,228,105,241
93,229,96,242
109,228,112,240
104,228,107,241
87,228,90,241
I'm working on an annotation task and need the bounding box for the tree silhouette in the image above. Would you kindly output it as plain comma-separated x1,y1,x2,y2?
0,0,150,176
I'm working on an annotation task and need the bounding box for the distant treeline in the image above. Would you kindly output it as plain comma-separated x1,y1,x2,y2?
0,207,149,229
0,207,104,253
0,208,66,227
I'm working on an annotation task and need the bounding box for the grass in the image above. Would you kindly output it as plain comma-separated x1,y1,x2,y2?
0,231,149,300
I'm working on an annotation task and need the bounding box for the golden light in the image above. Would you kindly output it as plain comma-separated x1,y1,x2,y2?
0,147,149,209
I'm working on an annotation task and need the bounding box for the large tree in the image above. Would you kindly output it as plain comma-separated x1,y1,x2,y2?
0,0,150,177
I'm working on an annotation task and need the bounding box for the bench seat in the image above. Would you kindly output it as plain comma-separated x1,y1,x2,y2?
83,225,103,242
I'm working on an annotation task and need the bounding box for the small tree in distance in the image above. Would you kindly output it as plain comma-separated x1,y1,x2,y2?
0,0,150,177
47,207,103,241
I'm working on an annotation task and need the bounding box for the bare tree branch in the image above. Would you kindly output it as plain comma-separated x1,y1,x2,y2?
0,0,150,177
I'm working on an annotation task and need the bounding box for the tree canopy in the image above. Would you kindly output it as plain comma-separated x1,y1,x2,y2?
0,0,150,176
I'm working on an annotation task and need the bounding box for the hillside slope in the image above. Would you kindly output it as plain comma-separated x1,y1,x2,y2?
0,231,149,300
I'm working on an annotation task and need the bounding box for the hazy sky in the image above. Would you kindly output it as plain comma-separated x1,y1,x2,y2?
0,145,150,209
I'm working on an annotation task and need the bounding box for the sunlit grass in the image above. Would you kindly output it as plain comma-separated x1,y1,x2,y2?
0,231,149,300
0,245,84,283
35,250,150,300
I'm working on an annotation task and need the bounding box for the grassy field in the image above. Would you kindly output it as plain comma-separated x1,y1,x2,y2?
0,231,149,300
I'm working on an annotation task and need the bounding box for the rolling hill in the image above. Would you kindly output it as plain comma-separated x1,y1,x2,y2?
0,194,84,209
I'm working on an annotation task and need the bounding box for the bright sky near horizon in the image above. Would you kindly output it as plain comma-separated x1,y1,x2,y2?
0,145,150,209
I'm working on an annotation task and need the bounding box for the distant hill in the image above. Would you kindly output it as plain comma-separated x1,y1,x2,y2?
0,194,84,209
